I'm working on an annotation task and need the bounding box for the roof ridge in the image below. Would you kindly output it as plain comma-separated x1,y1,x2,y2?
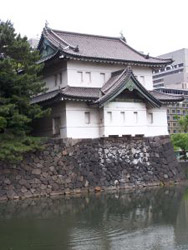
119,39,172,63
102,68,128,94
51,28,120,40
50,29,77,50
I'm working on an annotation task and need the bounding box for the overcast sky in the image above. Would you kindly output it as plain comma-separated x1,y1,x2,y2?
1,0,188,56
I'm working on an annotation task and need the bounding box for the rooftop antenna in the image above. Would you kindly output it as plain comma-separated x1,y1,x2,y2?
120,31,127,43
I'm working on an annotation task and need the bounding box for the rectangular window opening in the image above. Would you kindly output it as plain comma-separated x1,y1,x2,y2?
140,76,145,85
85,112,90,124
86,72,91,83
100,73,105,84
134,112,138,123
59,73,62,85
54,74,57,86
52,117,61,135
120,111,125,123
107,111,112,123
78,71,83,82
148,113,153,124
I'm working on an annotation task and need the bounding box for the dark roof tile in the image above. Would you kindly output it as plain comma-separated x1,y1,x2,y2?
31,87,100,104
150,90,184,102
39,27,172,66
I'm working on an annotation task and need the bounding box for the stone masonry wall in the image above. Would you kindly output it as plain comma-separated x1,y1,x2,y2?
0,135,185,200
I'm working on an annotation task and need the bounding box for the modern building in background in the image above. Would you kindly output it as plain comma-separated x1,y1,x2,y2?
152,49,188,134
155,88,188,134
153,48,188,89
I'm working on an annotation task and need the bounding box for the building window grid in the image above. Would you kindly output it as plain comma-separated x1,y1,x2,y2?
167,99,188,134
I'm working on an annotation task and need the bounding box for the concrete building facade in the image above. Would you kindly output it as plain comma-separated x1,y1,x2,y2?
153,49,188,89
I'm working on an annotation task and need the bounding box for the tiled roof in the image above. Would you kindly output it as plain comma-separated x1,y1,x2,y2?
97,67,161,108
31,89,60,104
62,86,100,100
39,27,172,67
150,90,184,102
31,87,100,104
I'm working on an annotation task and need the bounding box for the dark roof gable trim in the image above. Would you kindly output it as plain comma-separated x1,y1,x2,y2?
96,67,161,108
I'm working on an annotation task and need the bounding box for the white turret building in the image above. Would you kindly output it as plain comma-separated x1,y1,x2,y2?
32,27,183,139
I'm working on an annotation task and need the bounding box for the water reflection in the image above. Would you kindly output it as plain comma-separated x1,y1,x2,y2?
0,186,188,250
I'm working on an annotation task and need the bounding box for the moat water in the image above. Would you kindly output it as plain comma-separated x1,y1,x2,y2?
0,185,188,250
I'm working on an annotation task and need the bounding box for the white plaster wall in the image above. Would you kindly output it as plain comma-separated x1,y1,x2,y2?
67,61,153,90
102,102,168,137
44,66,67,92
42,60,153,92
132,66,153,90
60,101,168,139
102,102,148,137
65,101,100,138
145,106,168,137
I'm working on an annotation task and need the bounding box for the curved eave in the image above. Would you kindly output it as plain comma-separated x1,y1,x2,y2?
159,97,184,103
59,52,171,68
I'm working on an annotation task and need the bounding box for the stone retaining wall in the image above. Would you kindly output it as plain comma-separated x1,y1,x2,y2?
0,135,185,200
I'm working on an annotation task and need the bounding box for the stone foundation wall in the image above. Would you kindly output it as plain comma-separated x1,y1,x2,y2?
0,135,185,200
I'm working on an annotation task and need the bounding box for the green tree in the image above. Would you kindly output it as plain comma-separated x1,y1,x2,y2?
175,114,188,133
171,133,188,160
0,20,49,162
171,115,188,160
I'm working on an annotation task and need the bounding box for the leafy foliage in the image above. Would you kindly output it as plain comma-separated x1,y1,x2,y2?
171,133,188,160
174,114,188,133
0,20,49,162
